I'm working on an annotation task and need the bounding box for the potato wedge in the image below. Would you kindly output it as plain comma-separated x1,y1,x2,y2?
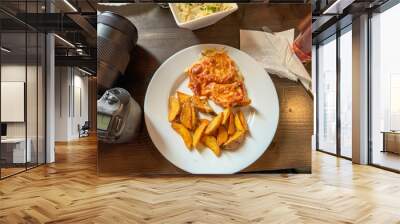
168,96,180,122
217,126,228,146
227,113,236,135
201,135,221,157
221,107,232,125
191,104,197,128
171,122,192,149
234,113,245,132
180,100,192,130
192,96,215,114
193,119,209,147
204,113,223,135
238,111,248,131
223,131,246,149
177,91,191,104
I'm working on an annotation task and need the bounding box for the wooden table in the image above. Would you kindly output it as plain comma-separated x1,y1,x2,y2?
97,3,312,175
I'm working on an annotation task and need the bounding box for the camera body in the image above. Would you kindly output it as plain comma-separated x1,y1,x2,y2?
97,88,141,144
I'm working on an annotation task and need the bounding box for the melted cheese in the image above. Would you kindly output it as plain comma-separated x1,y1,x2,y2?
187,49,251,108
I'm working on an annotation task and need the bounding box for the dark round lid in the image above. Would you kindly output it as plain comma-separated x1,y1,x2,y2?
98,11,138,44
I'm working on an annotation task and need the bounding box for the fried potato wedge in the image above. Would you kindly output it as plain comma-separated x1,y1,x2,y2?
223,131,246,149
192,96,215,114
217,126,228,146
177,91,191,104
202,135,221,157
238,111,248,131
191,105,197,128
234,113,245,132
193,119,209,148
227,113,236,135
204,113,223,135
168,96,181,122
221,107,232,125
180,100,192,130
171,122,192,149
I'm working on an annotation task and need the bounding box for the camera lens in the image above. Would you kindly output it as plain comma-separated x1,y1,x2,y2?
97,11,138,92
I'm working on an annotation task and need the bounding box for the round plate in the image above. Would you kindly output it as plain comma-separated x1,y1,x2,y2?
144,44,279,174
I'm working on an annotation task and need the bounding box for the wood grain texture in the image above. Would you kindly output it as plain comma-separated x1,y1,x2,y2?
88,77,97,133
97,4,312,175
1,136,400,223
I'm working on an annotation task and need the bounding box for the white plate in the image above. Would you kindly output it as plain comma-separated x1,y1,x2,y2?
144,44,279,174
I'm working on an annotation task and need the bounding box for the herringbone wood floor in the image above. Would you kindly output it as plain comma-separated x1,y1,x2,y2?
1,136,400,224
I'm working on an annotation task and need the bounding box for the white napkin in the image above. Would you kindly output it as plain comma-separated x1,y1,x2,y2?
240,29,311,92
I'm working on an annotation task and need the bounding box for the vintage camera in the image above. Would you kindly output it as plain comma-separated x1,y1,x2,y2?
97,88,141,143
